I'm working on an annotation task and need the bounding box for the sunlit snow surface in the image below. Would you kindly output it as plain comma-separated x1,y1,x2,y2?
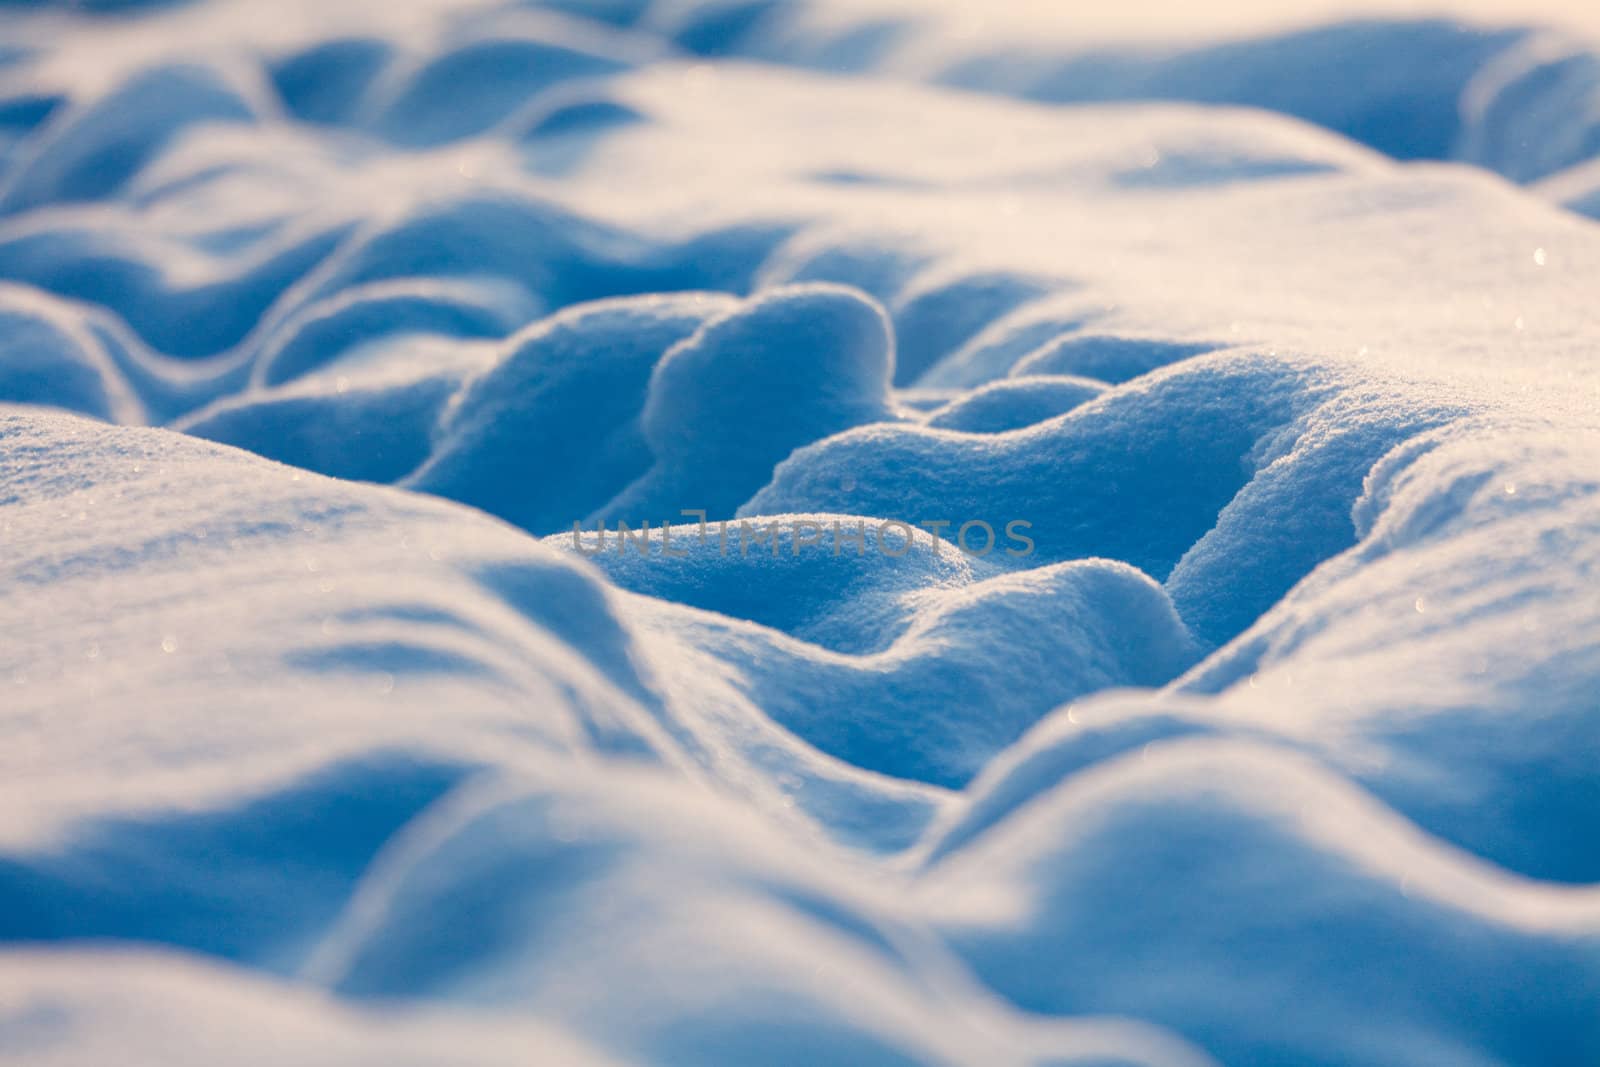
2,1,1600,1064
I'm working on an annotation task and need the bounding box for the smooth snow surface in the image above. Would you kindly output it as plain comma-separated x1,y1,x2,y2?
2,1,1600,1065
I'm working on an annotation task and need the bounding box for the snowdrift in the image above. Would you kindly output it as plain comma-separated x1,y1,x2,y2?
2,1,1600,1064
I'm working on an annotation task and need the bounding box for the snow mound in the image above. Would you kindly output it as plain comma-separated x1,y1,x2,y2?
409,292,734,533
923,740,1600,1067
553,513,985,654
0,951,626,1067
603,283,897,520
304,766,1215,1067
0,62,262,213
0,285,141,423
923,376,1108,433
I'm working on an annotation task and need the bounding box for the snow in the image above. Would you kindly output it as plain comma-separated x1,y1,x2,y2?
408,291,733,529
2,1,1600,1065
